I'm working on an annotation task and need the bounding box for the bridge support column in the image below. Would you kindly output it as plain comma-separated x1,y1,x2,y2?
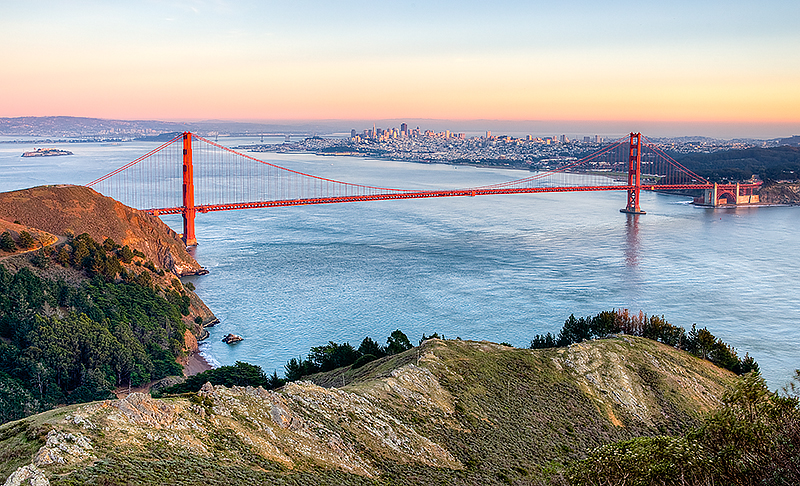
182,132,198,246
620,132,646,215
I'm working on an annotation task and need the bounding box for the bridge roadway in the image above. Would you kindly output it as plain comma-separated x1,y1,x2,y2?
147,183,731,215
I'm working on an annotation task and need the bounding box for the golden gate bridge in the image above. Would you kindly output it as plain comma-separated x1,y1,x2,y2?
86,132,760,246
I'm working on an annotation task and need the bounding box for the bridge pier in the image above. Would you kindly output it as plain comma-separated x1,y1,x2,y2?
620,132,646,215
698,182,761,207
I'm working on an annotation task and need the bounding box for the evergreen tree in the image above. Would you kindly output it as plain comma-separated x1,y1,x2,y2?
386,329,413,355
0,231,16,252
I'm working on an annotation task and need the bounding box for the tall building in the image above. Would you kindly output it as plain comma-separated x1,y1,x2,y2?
400,123,408,134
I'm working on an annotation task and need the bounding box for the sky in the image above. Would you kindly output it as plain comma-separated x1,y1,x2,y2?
2,0,799,137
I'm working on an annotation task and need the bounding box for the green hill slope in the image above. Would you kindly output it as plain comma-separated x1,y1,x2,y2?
1,336,735,485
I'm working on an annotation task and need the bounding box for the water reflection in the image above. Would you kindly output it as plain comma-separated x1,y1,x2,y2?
625,213,640,267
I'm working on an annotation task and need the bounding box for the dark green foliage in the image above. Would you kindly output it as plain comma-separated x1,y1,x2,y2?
530,332,556,349
55,247,70,266
30,249,50,269
284,330,416,381
0,231,16,252
351,354,377,369
18,231,35,249
0,237,192,424
184,281,196,291
531,310,757,375
308,341,360,372
118,245,134,263
102,237,119,252
557,314,592,346
569,371,800,486
672,145,800,182
61,233,132,281
155,362,283,396
357,336,385,358
386,329,412,355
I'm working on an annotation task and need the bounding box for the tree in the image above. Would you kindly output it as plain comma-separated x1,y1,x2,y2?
55,247,70,266
557,314,591,346
358,336,385,358
18,231,36,249
119,245,134,264
386,329,412,355
102,237,119,252
0,231,16,252
530,332,557,349
308,341,360,371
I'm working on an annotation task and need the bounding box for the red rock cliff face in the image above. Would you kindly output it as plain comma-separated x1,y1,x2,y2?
0,185,202,275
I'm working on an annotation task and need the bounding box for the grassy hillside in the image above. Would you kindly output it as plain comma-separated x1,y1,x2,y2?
0,336,736,485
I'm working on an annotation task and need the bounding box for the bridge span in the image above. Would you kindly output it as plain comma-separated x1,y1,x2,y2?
87,132,761,246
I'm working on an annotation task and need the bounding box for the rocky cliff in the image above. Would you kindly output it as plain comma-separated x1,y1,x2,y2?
1,337,736,486
0,185,201,276
757,182,800,204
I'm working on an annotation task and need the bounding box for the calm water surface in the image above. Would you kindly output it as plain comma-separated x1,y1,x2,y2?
1,137,798,388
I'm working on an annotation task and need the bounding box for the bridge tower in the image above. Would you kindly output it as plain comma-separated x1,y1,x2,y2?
182,132,198,246
620,132,646,215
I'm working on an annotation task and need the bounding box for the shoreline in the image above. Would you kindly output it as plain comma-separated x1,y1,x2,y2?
185,349,213,376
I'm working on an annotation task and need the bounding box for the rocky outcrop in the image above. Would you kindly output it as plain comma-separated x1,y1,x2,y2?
222,333,243,344
757,182,800,204
3,465,49,486
1,337,737,485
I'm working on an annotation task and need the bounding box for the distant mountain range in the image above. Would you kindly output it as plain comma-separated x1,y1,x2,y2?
0,116,345,138
1,116,798,145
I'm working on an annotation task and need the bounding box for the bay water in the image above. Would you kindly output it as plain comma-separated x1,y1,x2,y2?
1,136,798,388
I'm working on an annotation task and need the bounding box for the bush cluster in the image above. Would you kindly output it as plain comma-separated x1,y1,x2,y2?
154,361,286,396
530,310,758,375
568,370,800,485
55,234,164,283
284,330,413,381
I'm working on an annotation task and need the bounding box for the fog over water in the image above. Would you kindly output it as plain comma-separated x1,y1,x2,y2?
2,136,798,389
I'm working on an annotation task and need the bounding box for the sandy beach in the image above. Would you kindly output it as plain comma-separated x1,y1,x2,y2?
185,350,213,376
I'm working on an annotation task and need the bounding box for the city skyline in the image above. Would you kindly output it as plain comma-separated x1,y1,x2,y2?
2,1,799,138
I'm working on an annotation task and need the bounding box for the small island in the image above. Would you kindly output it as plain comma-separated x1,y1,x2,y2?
21,148,74,157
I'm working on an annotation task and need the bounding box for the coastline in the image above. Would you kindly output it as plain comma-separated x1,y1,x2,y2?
185,349,213,376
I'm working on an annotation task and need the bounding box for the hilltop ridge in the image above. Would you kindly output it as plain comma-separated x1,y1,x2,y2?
1,336,735,485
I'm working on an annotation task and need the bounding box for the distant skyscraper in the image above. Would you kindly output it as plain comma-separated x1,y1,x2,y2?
560,134,569,143
400,123,408,134
486,130,491,139
595,135,602,143
351,129,356,138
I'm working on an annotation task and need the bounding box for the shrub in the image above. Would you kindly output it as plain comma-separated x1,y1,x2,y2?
351,354,377,369
18,231,36,249
0,232,16,252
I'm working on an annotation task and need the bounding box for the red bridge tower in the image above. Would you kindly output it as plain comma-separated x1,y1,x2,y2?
182,132,198,246
620,132,646,215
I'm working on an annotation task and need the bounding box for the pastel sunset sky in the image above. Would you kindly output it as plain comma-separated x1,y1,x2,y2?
2,0,799,137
